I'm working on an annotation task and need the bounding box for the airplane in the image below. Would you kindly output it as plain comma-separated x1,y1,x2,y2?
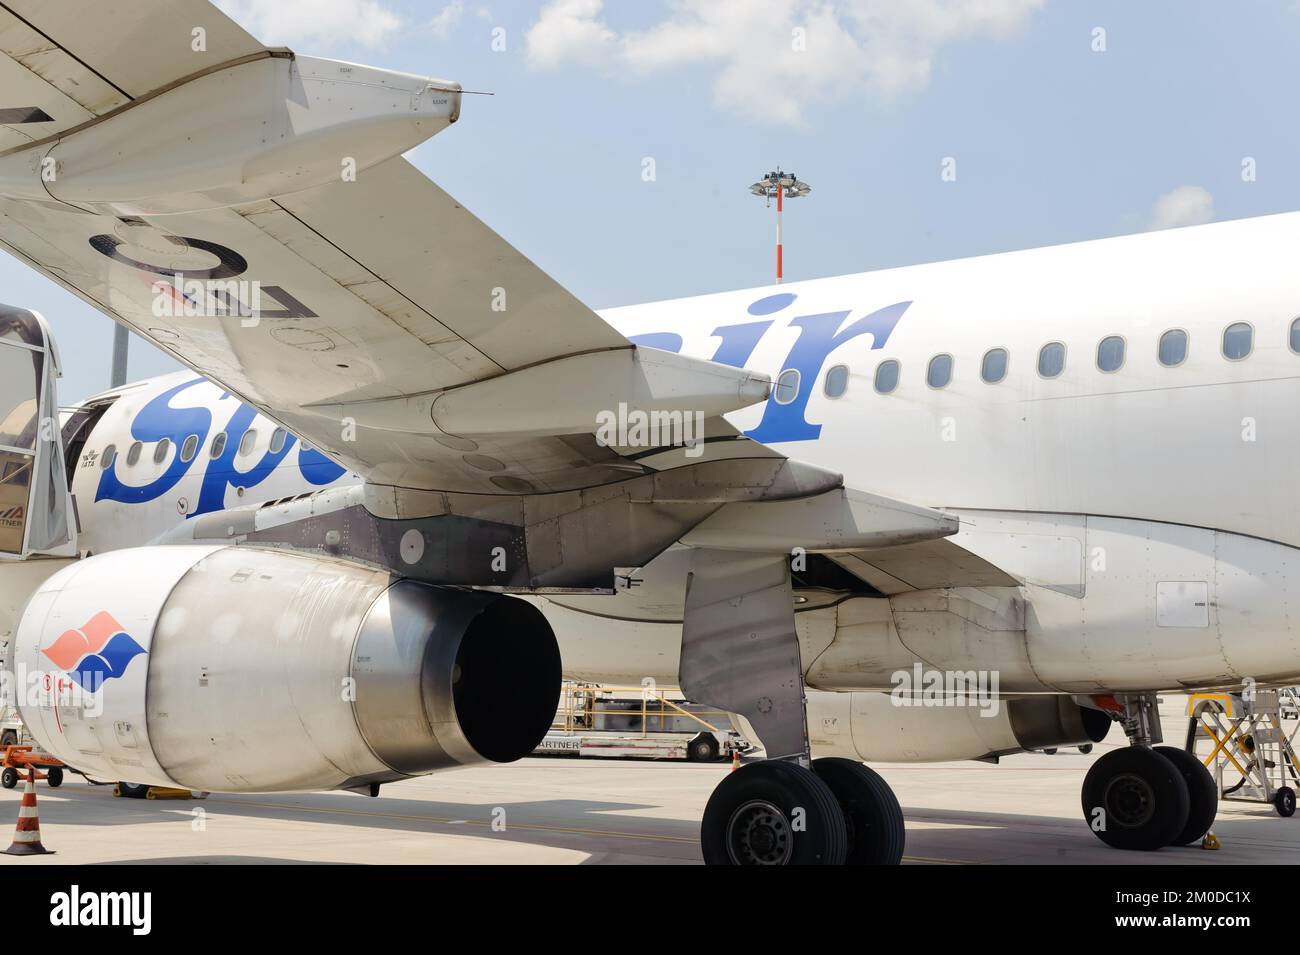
0,0,1294,866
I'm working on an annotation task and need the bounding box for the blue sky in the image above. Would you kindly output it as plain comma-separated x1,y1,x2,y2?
5,0,1300,402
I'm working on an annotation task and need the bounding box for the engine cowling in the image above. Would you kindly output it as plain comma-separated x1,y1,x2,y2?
9,545,561,792
806,689,1111,762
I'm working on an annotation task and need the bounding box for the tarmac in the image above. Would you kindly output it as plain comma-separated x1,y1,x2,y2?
0,729,1294,864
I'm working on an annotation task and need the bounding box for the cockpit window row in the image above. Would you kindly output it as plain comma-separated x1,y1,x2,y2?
814,319,1294,398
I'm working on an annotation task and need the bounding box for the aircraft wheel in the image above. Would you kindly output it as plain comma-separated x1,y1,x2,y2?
1275,786,1296,818
1081,747,1190,850
701,760,847,865
687,733,720,762
1153,746,1216,845
812,757,905,865
117,782,149,799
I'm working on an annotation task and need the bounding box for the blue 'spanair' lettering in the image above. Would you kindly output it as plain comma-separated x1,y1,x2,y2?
96,378,347,515
193,402,297,515
633,293,911,444
95,378,212,504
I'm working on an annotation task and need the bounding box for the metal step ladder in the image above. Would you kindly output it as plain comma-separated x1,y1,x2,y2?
1186,688,1300,817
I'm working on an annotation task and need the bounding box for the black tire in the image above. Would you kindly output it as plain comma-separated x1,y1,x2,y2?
701,761,848,865
1154,746,1217,846
0,731,16,749
1275,786,1296,818
117,782,149,799
1081,747,1190,851
45,767,62,788
812,757,905,865
0,767,17,790
687,734,720,763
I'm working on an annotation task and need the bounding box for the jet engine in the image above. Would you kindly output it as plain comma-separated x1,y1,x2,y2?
806,690,1111,763
9,545,561,792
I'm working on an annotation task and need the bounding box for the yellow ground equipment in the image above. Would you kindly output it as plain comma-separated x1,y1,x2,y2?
537,683,750,761
1186,688,1300,817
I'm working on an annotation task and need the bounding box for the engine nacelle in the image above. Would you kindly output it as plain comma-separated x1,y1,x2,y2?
9,546,560,792
806,690,1111,762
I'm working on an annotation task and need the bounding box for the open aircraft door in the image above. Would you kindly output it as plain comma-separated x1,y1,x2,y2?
0,305,76,559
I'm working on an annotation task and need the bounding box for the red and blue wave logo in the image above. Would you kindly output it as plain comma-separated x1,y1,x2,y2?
41,611,146,691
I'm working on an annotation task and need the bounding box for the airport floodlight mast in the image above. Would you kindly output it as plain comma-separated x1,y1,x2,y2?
749,169,811,284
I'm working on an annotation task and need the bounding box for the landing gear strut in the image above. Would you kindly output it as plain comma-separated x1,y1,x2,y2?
680,549,905,866
1081,694,1216,850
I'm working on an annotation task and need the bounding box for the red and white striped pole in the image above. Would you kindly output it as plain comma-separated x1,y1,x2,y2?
751,170,809,287
775,184,784,284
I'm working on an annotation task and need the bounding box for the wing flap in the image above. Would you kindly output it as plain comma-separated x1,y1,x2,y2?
831,538,1021,594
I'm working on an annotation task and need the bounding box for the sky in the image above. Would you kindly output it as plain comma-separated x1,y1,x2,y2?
4,0,1300,403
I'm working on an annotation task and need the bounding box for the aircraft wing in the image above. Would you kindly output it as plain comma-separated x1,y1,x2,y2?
0,2,773,496
0,2,1016,595
0,0,265,149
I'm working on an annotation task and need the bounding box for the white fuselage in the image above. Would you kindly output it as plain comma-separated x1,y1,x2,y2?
21,212,1300,699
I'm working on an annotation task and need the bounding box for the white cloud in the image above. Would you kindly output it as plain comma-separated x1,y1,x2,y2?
525,0,1044,125
526,0,617,67
1148,185,1215,231
217,0,403,50
430,2,465,39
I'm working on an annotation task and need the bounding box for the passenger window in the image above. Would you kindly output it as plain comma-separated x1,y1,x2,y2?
773,369,800,405
823,365,849,399
180,434,199,463
1158,329,1188,367
980,348,1008,384
269,428,287,453
874,359,899,394
210,432,227,459
125,441,142,466
153,437,171,464
238,429,258,456
1037,342,1065,379
1222,322,1253,361
1291,318,1300,354
101,445,116,469
926,354,953,389
1096,335,1125,373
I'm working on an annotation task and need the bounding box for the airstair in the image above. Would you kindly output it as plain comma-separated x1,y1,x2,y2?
1186,687,1300,817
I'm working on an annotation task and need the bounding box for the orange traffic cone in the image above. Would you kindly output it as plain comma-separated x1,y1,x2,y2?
731,749,741,772
4,768,53,855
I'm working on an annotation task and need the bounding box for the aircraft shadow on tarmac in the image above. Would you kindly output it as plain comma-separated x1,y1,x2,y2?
2,781,701,864
6,779,1294,864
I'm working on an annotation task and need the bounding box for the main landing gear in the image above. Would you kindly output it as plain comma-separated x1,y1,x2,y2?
700,757,906,865
679,549,905,865
1081,694,1217,851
